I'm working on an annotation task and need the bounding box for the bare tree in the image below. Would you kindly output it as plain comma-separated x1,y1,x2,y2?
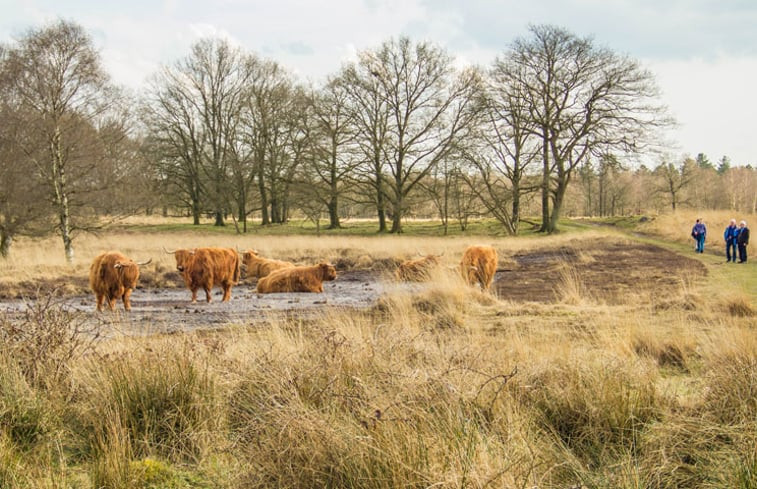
2,20,119,262
460,61,541,235
239,60,301,225
358,37,480,233
505,25,670,233
308,79,359,229
654,157,696,211
143,38,252,227
338,59,392,232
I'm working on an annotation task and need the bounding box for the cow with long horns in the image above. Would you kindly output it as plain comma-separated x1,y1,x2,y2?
164,247,240,303
89,251,151,311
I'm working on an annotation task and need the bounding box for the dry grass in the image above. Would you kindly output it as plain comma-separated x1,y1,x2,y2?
0,229,755,488
639,209,756,246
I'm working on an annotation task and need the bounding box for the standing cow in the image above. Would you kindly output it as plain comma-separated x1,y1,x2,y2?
165,247,240,303
89,251,151,311
460,245,498,290
241,249,294,279
256,263,337,293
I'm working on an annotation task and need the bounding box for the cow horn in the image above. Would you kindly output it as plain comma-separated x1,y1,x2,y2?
163,246,177,254
136,258,153,266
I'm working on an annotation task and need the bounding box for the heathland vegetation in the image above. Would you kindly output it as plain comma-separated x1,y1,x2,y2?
0,210,754,488
1,16,755,489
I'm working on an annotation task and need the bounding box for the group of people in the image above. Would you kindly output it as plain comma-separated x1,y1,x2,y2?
690,218,750,263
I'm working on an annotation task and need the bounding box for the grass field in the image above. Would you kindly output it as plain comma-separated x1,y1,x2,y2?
0,214,754,488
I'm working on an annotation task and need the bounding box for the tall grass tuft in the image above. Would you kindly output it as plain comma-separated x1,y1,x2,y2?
80,340,219,465
513,355,664,467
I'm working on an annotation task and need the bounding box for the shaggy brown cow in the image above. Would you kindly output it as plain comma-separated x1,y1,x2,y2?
165,247,240,303
241,249,295,279
89,251,151,311
395,254,441,281
460,245,498,290
256,263,337,293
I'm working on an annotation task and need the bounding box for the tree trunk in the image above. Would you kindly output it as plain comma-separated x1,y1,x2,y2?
548,176,569,234
390,212,402,233
511,180,520,235
539,140,550,233
214,211,224,226
0,232,12,258
376,181,387,233
327,197,340,229
390,188,403,233
51,127,74,263
192,198,201,225
258,177,269,225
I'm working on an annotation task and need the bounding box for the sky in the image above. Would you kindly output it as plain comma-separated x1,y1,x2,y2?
1,0,755,167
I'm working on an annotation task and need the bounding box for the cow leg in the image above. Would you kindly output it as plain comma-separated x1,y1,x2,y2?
95,294,104,312
190,288,198,303
123,288,133,311
204,287,212,303
222,282,231,301
107,296,117,311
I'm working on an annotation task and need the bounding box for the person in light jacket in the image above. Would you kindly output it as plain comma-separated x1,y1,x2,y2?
737,220,750,263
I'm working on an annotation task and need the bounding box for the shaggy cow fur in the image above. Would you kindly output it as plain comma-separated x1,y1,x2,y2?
241,249,295,279
256,263,337,293
89,251,147,311
172,247,240,303
395,254,441,281
460,245,497,290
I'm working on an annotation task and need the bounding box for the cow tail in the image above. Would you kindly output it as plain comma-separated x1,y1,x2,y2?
233,252,241,284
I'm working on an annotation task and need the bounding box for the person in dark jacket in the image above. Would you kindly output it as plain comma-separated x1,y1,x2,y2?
724,218,739,262
737,220,750,263
691,218,707,253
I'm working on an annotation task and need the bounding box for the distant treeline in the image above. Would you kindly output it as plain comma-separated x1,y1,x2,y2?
1,20,753,260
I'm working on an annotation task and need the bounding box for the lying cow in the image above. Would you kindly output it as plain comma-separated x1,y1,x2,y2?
460,245,498,290
256,263,337,293
89,251,151,311
241,249,295,279
165,247,240,303
395,254,441,281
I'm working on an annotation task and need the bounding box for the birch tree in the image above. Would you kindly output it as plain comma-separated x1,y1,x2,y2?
2,20,119,262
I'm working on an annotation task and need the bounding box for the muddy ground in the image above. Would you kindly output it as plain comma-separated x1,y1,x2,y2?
497,241,706,302
0,242,706,332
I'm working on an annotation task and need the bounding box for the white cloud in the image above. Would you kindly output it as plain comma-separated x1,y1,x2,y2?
0,0,754,165
649,55,757,165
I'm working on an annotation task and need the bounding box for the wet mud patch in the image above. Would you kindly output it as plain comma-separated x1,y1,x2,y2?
0,271,418,334
494,242,706,303
0,240,707,333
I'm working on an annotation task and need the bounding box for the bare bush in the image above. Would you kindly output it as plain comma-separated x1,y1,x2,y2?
0,290,102,389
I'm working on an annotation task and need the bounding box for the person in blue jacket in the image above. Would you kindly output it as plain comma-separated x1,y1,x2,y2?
737,220,750,263
724,218,739,262
691,218,706,253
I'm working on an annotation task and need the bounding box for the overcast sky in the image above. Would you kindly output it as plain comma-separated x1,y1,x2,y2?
2,0,755,166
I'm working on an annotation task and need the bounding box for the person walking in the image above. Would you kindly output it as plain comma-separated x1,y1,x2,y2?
724,218,739,262
737,220,750,263
691,218,707,253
